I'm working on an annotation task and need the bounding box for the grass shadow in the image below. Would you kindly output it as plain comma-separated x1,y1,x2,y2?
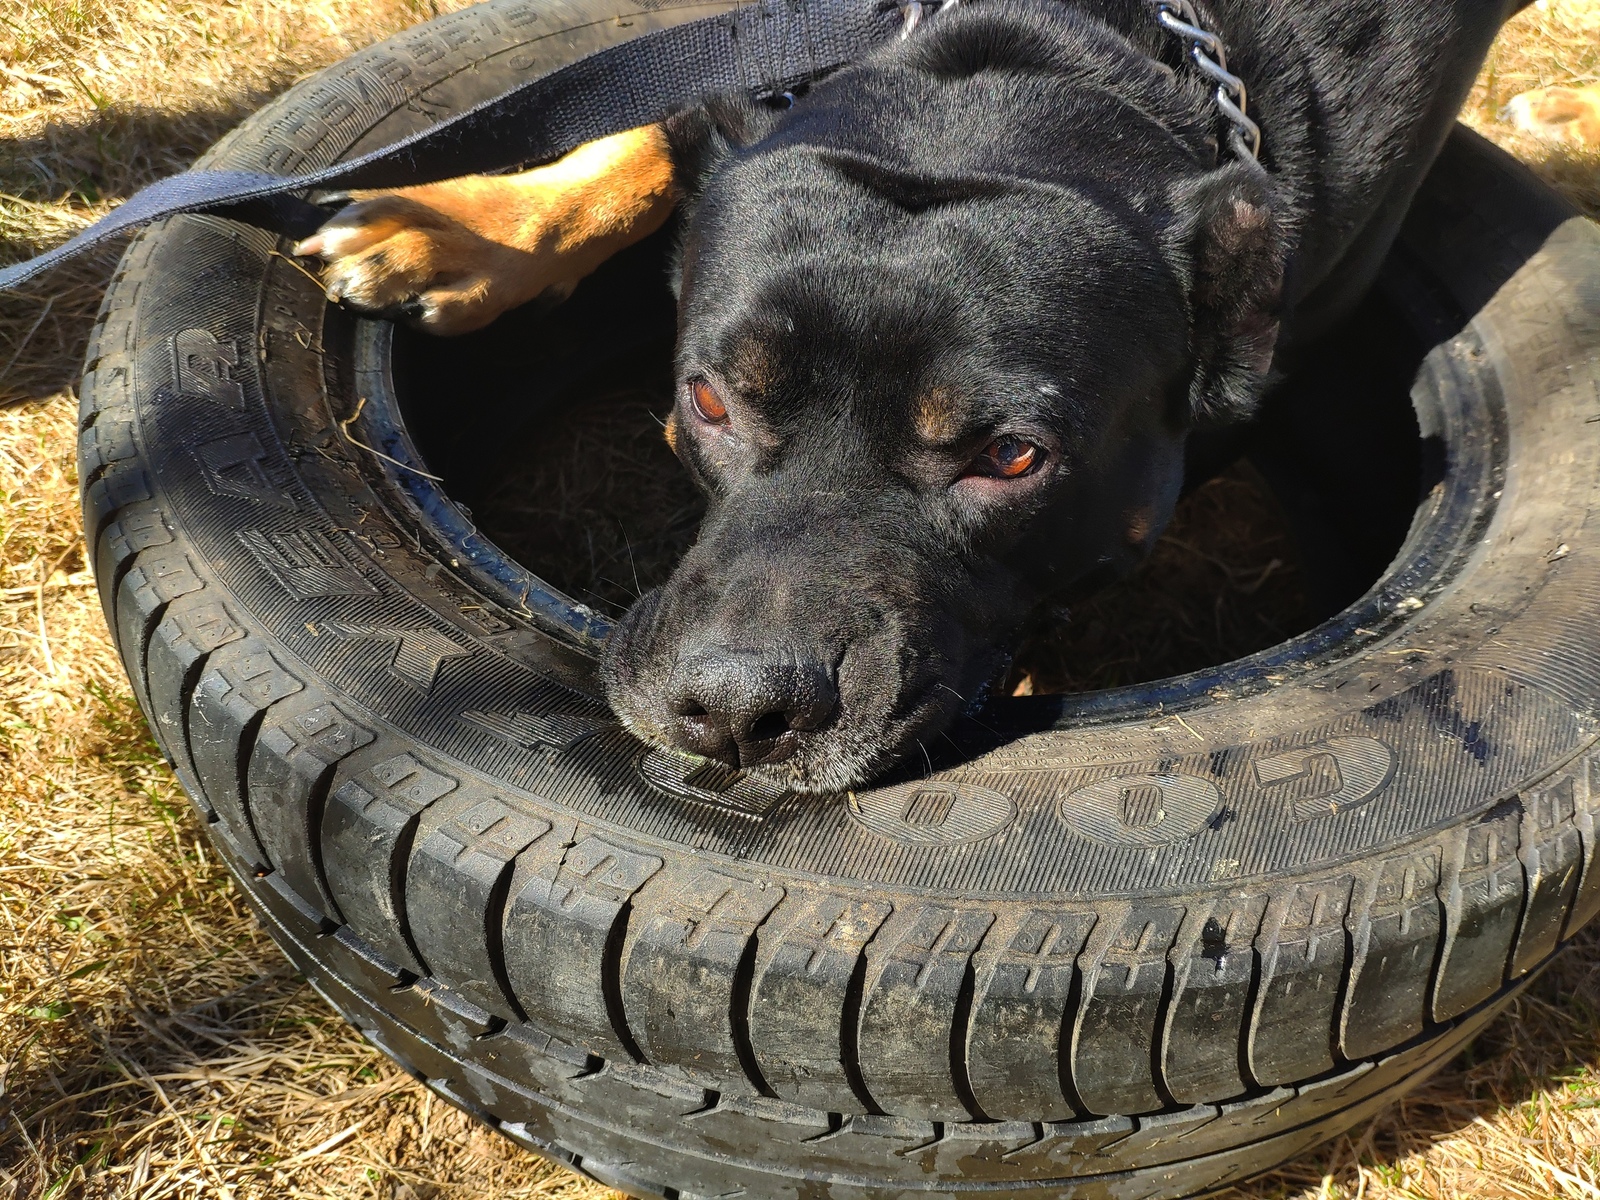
2,99,301,405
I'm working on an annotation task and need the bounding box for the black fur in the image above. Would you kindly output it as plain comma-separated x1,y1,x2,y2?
602,0,1518,792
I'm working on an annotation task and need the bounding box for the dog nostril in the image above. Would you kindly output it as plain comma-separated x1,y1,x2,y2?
665,648,838,766
747,711,793,743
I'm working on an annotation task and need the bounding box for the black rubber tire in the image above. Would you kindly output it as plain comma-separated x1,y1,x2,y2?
77,2,1600,1195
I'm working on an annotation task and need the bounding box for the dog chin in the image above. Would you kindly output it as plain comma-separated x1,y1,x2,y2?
608,677,967,796
602,587,997,794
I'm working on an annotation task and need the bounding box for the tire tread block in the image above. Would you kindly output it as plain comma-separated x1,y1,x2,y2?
1070,903,1185,1116
93,502,171,647
1340,848,1443,1061
1249,875,1352,1085
1512,776,1583,974
620,866,784,1093
1434,805,1521,1020
406,789,552,1020
1161,894,1267,1105
188,638,306,870
856,905,995,1120
502,829,662,1060
139,577,246,816
967,907,1096,1121
83,458,153,554
749,890,892,1112
248,692,375,922
322,749,461,975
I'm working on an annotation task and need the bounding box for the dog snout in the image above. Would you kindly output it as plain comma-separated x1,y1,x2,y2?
665,647,838,768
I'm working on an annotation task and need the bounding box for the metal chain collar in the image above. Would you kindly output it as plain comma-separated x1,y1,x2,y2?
1153,0,1262,160
896,0,1263,163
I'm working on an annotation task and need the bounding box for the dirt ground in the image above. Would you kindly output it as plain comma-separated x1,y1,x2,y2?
1,1,1599,1197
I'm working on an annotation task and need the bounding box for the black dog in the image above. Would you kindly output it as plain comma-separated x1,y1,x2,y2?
297,0,1516,792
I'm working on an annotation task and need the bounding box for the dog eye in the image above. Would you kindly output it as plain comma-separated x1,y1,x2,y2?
688,378,729,424
972,436,1043,479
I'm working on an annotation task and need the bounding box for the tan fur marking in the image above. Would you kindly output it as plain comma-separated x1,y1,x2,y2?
663,408,680,453
1505,84,1600,148
1125,505,1156,547
913,388,963,444
295,124,678,334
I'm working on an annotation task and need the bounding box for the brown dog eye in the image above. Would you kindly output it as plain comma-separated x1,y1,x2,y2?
974,436,1042,478
689,378,729,424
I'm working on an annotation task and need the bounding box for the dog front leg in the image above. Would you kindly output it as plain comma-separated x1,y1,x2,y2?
294,124,678,335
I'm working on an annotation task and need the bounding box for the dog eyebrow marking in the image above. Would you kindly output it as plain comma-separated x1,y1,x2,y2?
725,342,775,396
1125,504,1157,546
913,387,964,444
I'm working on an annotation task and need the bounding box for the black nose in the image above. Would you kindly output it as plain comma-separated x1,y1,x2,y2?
665,648,838,768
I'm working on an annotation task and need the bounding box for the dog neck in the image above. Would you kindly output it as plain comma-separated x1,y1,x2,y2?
902,0,1265,167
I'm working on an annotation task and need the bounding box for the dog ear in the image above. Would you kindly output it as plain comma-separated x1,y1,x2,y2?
662,94,791,201
661,96,794,297
1167,162,1284,426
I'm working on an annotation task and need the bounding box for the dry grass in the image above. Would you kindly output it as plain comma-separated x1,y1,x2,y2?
477,387,706,619
1462,0,1600,219
0,0,1598,1197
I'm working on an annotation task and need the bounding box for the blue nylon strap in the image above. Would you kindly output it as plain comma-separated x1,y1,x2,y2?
0,0,900,292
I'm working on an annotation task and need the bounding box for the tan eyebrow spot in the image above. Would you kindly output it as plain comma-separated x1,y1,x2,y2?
913,387,964,444
726,342,775,396
1125,505,1157,546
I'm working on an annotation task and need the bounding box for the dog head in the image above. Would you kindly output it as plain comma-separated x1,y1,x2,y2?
602,4,1283,791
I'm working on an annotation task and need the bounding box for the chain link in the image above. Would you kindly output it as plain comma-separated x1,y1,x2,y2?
893,0,1262,162
1153,0,1262,161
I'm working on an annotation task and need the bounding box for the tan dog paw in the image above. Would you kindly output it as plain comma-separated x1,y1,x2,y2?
295,190,556,334
295,125,678,336
1503,84,1600,149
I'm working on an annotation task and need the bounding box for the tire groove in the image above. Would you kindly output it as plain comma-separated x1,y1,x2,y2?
947,960,988,1122
1055,953,1089,1118
1234,944,1265,1095
602,898,648,1064
482,854,532,1025
728,920,777,1099
839,943,883,1115
389,808,430,977
1419,841,1454,1045
1148,957,1180,1112
231,697,280,857
1327,920,1357,1071
301,750,345,923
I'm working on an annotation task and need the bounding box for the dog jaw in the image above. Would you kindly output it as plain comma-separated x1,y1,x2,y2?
603,597,988,796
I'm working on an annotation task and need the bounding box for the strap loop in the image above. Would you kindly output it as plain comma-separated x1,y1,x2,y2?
0,0,900,291
0,0,1269,292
